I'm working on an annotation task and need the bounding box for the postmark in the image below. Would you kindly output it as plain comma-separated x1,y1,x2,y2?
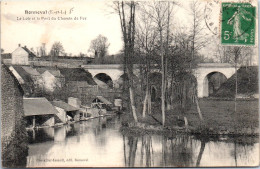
204,0,220,35
221,2,256,45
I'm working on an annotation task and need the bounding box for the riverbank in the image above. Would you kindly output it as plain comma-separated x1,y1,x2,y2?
25,113,116,130
121,98,259,136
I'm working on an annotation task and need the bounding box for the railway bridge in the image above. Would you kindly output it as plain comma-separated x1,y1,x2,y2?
81,63,236,98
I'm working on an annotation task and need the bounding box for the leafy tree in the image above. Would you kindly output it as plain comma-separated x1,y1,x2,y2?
88,34,110,62
50,41,64,57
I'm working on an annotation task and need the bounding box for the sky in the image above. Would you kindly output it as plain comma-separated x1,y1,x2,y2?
1,0,123,56
1,0,194,56
1,0,258,64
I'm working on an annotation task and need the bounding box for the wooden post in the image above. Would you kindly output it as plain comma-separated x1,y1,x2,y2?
184,116,189,130
32,129,35,141
33,115,36,128
195,96,203,121
235,59,238,112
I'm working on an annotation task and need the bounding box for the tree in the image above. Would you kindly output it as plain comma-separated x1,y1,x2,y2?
114,1,138,122
184,0,208,123
39,43,46,57
135,3,159,117
140,1,176,126
79,52,85,57
113,1,207,127
136,2,200,126
189,0,208,69
89,34,110,62
214,42,254,66
214,43,233,63
224,46,242,113
50,41,64,57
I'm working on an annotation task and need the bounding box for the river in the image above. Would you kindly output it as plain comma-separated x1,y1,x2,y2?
26,115,259,167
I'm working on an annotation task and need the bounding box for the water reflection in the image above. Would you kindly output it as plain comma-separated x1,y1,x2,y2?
196,138,206,167
26,116,259,167
122,134,259,167
27,127,54,143
123,134,196,167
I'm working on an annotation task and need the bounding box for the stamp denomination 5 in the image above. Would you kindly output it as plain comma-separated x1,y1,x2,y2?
221,2,256,45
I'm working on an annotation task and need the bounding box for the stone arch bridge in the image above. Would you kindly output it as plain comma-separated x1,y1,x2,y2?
81,63,236,98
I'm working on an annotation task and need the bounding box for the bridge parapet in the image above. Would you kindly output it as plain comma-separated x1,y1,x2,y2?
81,64,124,69
197,63,235,68
82,63,235,69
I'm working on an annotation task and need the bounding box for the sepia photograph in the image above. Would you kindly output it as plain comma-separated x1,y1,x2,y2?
0,0,259,167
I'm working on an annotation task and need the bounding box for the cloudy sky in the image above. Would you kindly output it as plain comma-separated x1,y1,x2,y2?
1,0,124,56
0,0,215,55
1,0,258,63
1,0,198,56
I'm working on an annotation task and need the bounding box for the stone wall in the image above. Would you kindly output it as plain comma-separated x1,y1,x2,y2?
66,81,99,105
1,64,28,167
64,82,122,107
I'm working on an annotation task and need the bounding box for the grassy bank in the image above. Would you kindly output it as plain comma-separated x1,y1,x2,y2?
121,99,259,135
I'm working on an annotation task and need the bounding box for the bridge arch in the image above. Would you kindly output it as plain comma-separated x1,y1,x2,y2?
203,72,227,97
148,72,162,102
93,73,113,89
196,64,236,97
116,73,139,89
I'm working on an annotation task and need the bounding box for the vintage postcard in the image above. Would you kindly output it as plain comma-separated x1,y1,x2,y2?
1,0,259,168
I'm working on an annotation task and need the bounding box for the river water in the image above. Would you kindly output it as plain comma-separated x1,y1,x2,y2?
26,115,259,167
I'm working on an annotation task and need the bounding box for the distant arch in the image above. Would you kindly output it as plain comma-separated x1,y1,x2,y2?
94,73,113,89
203,72,227,97
148,72,162,102
117,73,139,89
151,86,157,102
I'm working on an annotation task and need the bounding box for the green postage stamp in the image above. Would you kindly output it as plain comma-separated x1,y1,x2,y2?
221,2,256,45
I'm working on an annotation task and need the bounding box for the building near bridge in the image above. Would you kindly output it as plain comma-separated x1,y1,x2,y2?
36,67,65,93
21,66,43,90
11,44,36,65
23,97,59,128
8,65,44,97
51,100,80,123
9,65,35,97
